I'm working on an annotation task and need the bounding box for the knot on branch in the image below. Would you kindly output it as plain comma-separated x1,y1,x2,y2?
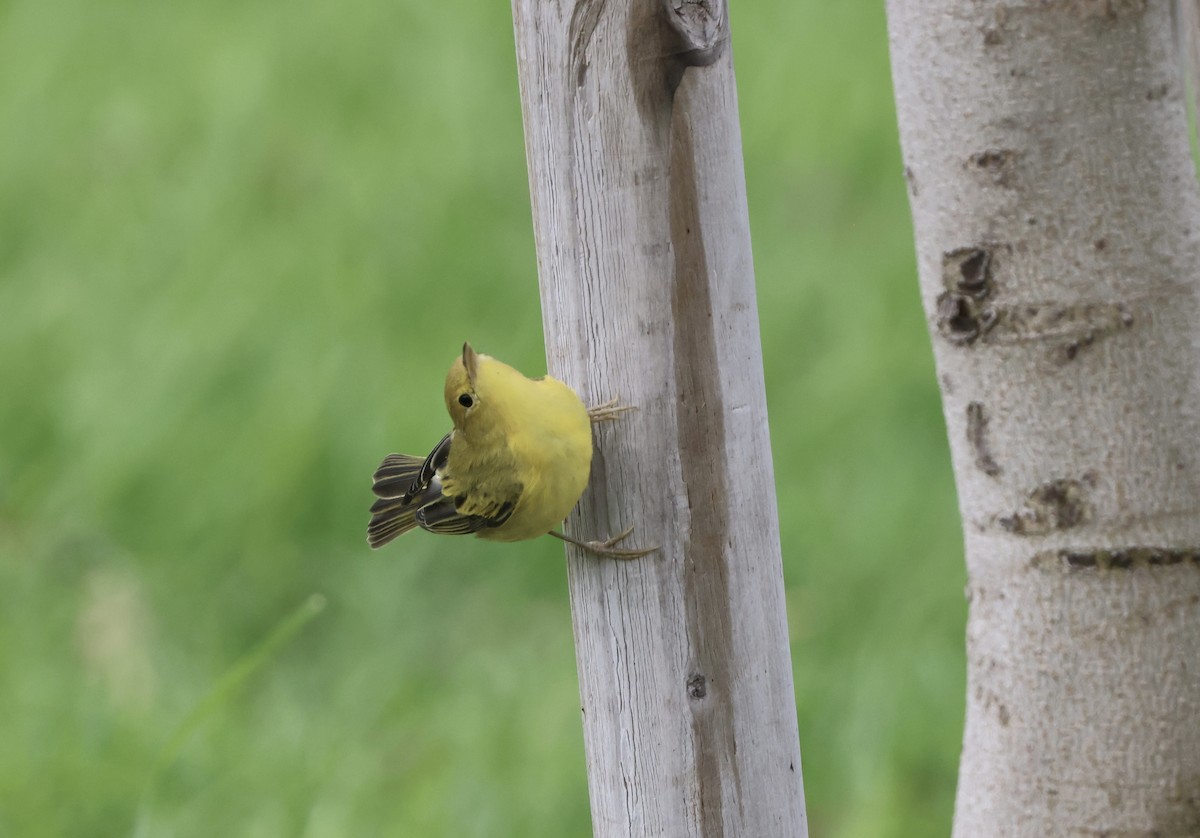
659,0,726,66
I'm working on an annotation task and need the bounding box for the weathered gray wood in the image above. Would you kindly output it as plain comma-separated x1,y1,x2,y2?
888,2,1200,835
510,1,807,835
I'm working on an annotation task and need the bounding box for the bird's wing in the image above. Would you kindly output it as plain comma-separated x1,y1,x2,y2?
368,433,455,548
367,432,520,546
417,462,521,535
419,486,519,535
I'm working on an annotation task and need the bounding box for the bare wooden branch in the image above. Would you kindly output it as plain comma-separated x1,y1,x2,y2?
511,1,807,834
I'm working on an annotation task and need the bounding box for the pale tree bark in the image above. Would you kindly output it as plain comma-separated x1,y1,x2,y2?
510,1,806,836
888,1,1200,835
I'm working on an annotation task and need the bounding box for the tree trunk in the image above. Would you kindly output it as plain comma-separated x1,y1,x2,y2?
510,1,807,835
888,1,1200,835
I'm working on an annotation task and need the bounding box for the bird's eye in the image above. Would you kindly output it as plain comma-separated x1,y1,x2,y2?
458,393,474,408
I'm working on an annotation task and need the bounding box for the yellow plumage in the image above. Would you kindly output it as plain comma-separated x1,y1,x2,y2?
368,343,650,558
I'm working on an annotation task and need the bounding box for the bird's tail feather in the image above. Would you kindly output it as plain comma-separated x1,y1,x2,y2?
371,453,425,498
368,499,420,548
368,453,426,548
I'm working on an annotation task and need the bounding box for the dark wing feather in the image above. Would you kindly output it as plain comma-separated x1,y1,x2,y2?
416,498,490,535
367,432,518,548
406,433,453,503
416,494,517,535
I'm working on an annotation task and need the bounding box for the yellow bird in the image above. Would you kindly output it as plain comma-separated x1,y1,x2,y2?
368,343,652,559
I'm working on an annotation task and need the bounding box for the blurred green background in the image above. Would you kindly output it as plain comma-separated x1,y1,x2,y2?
0,1,965,836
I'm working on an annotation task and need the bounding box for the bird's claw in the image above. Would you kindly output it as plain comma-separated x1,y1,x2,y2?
587,395,637,424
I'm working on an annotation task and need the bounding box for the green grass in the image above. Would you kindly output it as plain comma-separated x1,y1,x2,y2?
0,1,965,836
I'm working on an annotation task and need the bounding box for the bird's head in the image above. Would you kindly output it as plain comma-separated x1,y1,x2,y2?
444,342,534,438
444,341,493,435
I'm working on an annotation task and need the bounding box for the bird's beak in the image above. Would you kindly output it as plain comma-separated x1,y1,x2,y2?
462,342,479,387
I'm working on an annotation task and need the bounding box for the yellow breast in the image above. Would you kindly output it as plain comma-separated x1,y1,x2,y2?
479,375,592,542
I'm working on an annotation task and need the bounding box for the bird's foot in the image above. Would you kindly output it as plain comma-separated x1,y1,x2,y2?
588,395,637,424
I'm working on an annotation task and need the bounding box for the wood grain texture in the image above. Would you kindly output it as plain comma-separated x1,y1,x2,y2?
510,1,807,835
888,2,1200,835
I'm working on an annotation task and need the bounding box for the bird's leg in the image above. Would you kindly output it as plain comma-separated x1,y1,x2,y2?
572,398,649,557
550,525,656,560
587,395,636,424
